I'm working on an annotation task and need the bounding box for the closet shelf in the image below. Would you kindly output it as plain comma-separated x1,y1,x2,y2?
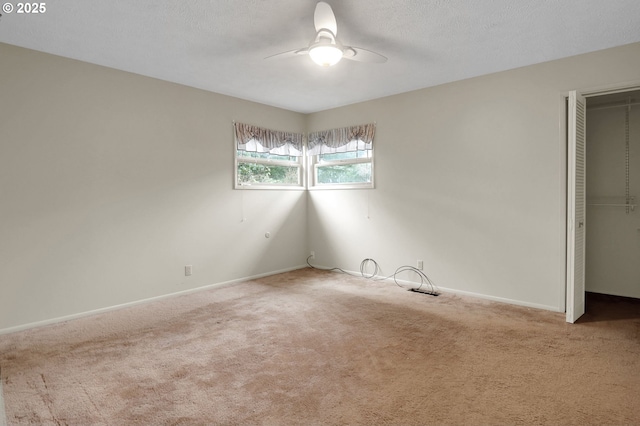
587,196,636,212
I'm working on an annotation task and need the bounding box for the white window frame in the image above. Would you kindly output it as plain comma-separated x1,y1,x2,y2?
234,123,306,190
234,149,306,190
309,148,374,190
233,122,376,190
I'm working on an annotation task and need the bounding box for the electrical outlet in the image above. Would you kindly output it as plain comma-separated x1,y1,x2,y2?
310,251,315,259
417,260,423,270
185,265,193,276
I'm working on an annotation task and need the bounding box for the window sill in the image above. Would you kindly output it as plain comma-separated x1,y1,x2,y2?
308,183,374,190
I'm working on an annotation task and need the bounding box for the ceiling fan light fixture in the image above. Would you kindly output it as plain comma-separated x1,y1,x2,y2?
265,3,387,66
309,44,343,67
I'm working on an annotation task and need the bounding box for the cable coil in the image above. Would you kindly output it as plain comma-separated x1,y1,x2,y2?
306,256,439,296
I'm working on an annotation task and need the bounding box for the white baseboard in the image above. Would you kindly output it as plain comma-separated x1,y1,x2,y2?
318,266,563,313
434,284,563,313
0,265,308,336
0,264,564,335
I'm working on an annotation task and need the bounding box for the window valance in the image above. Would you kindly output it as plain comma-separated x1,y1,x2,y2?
234,122,304,157
307,123,375,155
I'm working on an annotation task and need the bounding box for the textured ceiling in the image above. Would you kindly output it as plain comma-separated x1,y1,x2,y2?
1,0,640,113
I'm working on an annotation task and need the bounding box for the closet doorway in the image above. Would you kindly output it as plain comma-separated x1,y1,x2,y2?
566,87,640,323
585,90,640,298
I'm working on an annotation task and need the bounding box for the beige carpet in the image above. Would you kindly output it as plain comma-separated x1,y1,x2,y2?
1,268,639,425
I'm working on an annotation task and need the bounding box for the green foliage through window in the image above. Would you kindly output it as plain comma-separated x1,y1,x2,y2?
313,150,373,187
237,162,299,185
317,163,371,184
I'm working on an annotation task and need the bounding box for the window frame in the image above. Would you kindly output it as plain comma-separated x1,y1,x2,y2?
233,122,376,191
233,122,306,190
309,147,375,190
234,149,306,190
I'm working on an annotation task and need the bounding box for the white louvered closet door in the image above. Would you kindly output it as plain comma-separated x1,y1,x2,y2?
567,91,586,323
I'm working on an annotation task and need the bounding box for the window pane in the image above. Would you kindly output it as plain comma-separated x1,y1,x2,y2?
237,162,299,185
319,151,371,162
317,163,372,184
237,150,298,162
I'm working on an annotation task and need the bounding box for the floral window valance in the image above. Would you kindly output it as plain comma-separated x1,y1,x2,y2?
307,123,375,155
234,122,304,157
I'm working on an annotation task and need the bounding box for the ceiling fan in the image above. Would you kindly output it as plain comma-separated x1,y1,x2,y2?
266,1,387,67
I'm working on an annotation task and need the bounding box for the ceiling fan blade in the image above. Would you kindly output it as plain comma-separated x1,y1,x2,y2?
265,48,309,60
314,2,337,36
343,46,388,63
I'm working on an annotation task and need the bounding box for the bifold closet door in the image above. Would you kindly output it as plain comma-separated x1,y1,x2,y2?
567,91,586,323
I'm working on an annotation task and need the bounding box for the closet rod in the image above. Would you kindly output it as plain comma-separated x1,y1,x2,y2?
588,203,636,208
587,203,636,212
587,101,640,111
588,197,636,212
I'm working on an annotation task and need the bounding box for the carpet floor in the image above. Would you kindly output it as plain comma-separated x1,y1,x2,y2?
1,268,639,425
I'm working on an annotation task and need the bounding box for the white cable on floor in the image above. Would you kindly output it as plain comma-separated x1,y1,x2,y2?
306,256,439,296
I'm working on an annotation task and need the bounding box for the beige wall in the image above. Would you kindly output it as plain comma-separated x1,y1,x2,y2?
2,41,640,332
307,42,640,311
585,98,640,298
0,43,307,331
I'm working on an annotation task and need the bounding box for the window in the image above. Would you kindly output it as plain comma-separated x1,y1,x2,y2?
308,123,375,189
234,122,305,189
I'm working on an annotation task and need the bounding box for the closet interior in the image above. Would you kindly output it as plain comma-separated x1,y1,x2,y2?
585,89,640,299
